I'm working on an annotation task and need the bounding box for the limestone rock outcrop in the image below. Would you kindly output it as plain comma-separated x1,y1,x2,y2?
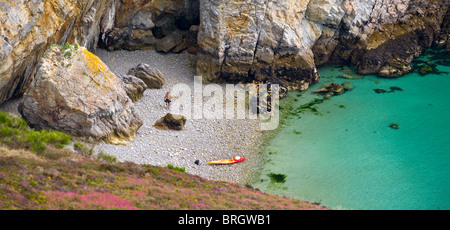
19,44,143,145
154,113,187,131
127,64,165,89
0,0,113,105
196,0,321,89
117,74,147,102
0,0,199,105
441,7,450,54
313,0,448,77
196,0,449,88
99,0,200,53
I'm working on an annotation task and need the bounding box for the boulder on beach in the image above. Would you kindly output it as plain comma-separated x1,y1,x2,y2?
19,44,143,145
117,74,147,102
127,63,165,89
154,113,187,131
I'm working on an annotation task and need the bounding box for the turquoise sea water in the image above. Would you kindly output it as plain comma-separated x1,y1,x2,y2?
252,48,450,210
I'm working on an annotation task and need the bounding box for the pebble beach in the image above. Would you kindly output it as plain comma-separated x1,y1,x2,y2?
92,49,267,185
0,48,270,185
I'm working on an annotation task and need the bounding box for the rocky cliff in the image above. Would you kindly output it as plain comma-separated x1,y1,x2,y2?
98,0,199,52
0,0,112,105
19,44,143,144
0,0,199,106
196,0,449,89
1,0,449,106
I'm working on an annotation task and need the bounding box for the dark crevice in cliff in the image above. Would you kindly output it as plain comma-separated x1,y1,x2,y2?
440,6,450,34
250,30,262,74
219,45,231,80
175,14,200,31
98,1,200,54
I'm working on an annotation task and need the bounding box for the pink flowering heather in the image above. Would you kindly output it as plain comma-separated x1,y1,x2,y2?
43,191,138,210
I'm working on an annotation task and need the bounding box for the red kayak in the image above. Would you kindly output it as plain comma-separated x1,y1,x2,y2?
208,157,246,165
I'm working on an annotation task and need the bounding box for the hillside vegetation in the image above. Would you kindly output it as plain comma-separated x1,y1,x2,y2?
0,111,326,210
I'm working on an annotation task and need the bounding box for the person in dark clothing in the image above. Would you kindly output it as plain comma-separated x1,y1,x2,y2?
164,92,171,107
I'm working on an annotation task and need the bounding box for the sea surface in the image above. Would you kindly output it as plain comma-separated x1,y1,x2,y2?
251,47,450,210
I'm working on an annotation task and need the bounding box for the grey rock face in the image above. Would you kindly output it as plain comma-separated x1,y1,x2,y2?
99,0,200,52
117,74,147,102
19,45,143,145
127,63,165,89
196,0,449,88
155,30,184,53
0,0,113,105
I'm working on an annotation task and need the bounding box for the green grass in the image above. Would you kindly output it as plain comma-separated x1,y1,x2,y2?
64,51,72,58
48,44,62,50
62,42,71,51
98,152,117,163
74,141,93,156
45,43,79,59
167,164,186,173
0,111,72,156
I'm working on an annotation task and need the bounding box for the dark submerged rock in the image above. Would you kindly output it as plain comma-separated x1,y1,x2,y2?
389,123,399,129
314,82,353,99
374,89,388,94
389,86,403,92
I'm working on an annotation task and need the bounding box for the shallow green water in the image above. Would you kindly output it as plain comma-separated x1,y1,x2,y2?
252,48,450,210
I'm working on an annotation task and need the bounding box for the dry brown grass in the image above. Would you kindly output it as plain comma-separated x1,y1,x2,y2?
0,145,42,161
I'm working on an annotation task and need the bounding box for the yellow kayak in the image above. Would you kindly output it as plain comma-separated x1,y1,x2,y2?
208,157,246,165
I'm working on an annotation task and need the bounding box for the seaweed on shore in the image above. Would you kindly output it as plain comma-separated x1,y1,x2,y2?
293,130,302,135
436,59,450,67
427,48,450,62
267,173,287,184
410,46,450,76
419,64,437,76
294,98,324,115
281,104,300,119
414,63,449,77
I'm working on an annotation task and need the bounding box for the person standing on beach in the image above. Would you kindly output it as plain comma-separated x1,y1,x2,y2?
164,92,171,107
